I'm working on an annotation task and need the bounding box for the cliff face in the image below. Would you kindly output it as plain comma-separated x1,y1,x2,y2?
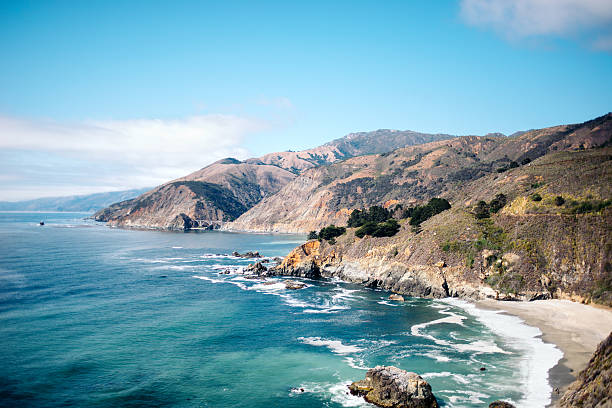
229,114,612,233
95,130,454,230
559,332,612,407
272,146,612,306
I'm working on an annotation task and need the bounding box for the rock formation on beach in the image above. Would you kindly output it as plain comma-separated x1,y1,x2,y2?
559,332,612,408
349,366,439,408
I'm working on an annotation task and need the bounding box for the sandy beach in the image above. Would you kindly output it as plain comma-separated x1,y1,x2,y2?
478,299,612,405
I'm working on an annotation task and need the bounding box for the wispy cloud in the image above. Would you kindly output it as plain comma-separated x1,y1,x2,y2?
0,114,266,200
460,0,612,51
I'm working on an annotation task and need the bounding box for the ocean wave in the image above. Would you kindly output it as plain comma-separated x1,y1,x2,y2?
290,381,370,407
441,298,563,408
298,336,363,355
410,306,510,355
377,300,401,307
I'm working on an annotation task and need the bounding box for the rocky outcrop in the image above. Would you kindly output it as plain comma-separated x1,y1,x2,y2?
558,332,612,408
244,261,268,275
349,366,438,408
270,240,323,279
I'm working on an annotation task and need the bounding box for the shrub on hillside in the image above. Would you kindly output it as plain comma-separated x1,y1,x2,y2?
474,200,490,219
554,196,565,206
318,225,346,242
407,198,452,227
307,230,318,240
531,193,542,202
489,193,507,214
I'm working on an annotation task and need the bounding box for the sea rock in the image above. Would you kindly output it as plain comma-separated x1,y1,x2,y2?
558,332,612,408
284,280,306,290
245,261,268,275
232,251,262,258
389,294,405,301
488,401,515,408
271,240,322,279
349,366,438,408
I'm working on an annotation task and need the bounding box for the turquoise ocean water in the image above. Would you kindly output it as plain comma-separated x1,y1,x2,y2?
0,213,561,407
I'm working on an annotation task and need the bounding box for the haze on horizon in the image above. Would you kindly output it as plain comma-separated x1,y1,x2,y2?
1,0,611,201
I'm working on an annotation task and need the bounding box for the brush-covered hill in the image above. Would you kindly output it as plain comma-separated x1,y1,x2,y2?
94,130,454,230
273,145,612,306
229,113,612,233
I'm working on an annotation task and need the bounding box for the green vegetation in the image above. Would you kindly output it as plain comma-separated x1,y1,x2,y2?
531,193,542,201
403,198,451,228
554,196,565,206
307,231,318,240
473,193,507,219
355,219,400,238
570,199,612,214
317,225,346,242
347,206,391,227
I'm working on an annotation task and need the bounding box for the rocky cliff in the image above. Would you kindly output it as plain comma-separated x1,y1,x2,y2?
229,113,612,233
95,130,454,230
559,332,612,407
271,144,612,306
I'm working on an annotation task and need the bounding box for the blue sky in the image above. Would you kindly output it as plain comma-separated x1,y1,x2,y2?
1,0,611,200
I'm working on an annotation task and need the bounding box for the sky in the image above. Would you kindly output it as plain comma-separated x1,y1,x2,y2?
1,0,611,201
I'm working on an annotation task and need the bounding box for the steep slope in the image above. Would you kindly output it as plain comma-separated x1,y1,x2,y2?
94,159,295,230
95,129,454,230
229,113,612,233
559,332,611,407
273,146,612,306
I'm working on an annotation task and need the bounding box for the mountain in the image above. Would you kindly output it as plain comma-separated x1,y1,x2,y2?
93,160,295,230
0,188,150,213
229,113,612,233
94,129,455,230
267,113,612,306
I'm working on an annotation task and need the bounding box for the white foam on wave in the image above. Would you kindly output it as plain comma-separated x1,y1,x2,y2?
344,356,369,370
192,274,247,290
291,381,370,407
298,337,363,355
377,300,401,307
302,305,350,314
442,389,491,405
410,306,509,355
441,298,563,408
171,246,183,249
421,371,471,385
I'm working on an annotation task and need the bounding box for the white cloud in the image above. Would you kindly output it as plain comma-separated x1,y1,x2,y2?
0,114,266,200
460,0,612,49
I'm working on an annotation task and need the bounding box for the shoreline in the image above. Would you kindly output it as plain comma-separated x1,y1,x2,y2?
475,299,612,407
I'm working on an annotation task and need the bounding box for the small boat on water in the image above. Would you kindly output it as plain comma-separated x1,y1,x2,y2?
39,221,44,226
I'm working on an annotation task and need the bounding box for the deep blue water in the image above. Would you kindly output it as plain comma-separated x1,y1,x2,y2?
0,213,558,407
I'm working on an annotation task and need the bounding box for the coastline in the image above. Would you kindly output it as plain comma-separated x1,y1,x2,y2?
475,299,612,407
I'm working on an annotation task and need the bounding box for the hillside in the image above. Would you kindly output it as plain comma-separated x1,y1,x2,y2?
271,143,611,307
94,129,454,230
229,113,612,233
0,188,150,213
94,160,295,230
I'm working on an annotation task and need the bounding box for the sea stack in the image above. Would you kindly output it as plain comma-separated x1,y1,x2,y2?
349,365,438,408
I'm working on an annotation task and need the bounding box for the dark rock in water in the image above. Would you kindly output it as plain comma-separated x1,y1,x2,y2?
480,367,486,371
261,259,270,263
245,261,268,275
284,280,306,290
232,251,262,258
488,401,515,408
39,221,44,225
159,275,168,278
389,294,405,301
558,332,612,407
349,365,438,408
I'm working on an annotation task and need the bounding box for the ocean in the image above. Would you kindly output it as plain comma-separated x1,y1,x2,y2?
0,212,561,407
